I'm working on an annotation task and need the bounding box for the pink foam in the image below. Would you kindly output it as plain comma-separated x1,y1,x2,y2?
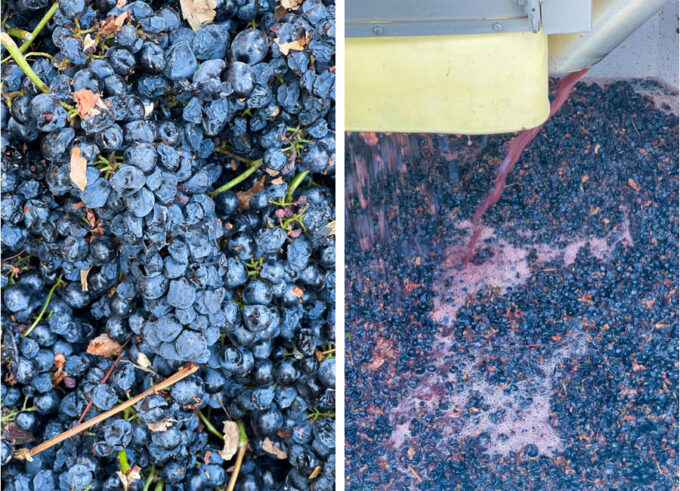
431,222,532,324
387,330,589,458
388,421,412,448
432,218,633,323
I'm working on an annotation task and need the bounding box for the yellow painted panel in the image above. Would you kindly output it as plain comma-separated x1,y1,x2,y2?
346,32,550,134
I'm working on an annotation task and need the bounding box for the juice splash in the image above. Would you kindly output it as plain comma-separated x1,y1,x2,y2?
465,68,591,261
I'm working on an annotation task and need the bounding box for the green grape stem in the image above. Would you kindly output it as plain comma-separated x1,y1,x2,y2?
22,275,64,338
209,159,264,198
19,2,59,53
1,32,49,93
286,170,310,203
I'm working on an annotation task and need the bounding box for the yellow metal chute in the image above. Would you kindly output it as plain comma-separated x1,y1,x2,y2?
346,31,550,134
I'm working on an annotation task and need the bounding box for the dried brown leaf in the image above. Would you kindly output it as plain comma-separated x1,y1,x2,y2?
87,334,122,359
53,353,66,370
85,209,97,228
265,167,280,176
3,424,35,446
273,5,287,20
80,266,92,292
52,353,67,386
85,209,106,236
147,419,174,432
236,175,266,211
69,147,88,191
179,0,216,32
262,437,287,459
218,421,239,461
74,89,106,119
271,177,284,185
99,11,131,36
628,178,641,192
274,36,307,55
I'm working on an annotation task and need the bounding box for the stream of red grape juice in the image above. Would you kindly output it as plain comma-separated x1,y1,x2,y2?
464,68,591,261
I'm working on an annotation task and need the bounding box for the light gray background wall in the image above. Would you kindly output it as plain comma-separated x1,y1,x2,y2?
585,0,679,87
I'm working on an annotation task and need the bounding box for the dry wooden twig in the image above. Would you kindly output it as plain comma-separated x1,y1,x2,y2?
226,443,248,491
78,340,129,424
14,363,199,460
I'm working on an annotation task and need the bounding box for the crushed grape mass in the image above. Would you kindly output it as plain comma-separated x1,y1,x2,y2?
346,80,678,490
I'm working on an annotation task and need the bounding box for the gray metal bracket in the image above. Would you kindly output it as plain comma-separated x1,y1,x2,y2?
346,0,591,38
517,0,543,33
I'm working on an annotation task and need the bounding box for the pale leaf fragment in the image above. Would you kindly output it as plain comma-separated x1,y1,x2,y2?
80,266,92,292
143,101,155,118
219,421,240,461
271,177,284,185
54,58,71,71
290,286,304,298
70,147,88,191
179,0,217,32
137,352,152,368
74,89,106,119
262,437,287,459
280,0,302,10
87,334,122,358
82,34,97,54
116,465,140,491
274,36,307,55
128,466,141,483
13,448,33,461
147,419,175,432
321,220,335,236
236,175,266,211
115,470,126,489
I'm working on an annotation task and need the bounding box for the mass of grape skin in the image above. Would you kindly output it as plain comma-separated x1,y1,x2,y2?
1,0,336,489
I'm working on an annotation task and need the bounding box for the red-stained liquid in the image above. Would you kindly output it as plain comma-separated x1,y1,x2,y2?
465,68,591,261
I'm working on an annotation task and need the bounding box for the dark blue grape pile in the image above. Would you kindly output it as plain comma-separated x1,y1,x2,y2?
1,0,335,488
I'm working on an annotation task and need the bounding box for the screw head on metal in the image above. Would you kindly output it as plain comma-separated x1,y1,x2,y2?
492,23,504,32
372,26,384,36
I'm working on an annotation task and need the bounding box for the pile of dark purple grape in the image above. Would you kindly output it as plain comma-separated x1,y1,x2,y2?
1,0,335,488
